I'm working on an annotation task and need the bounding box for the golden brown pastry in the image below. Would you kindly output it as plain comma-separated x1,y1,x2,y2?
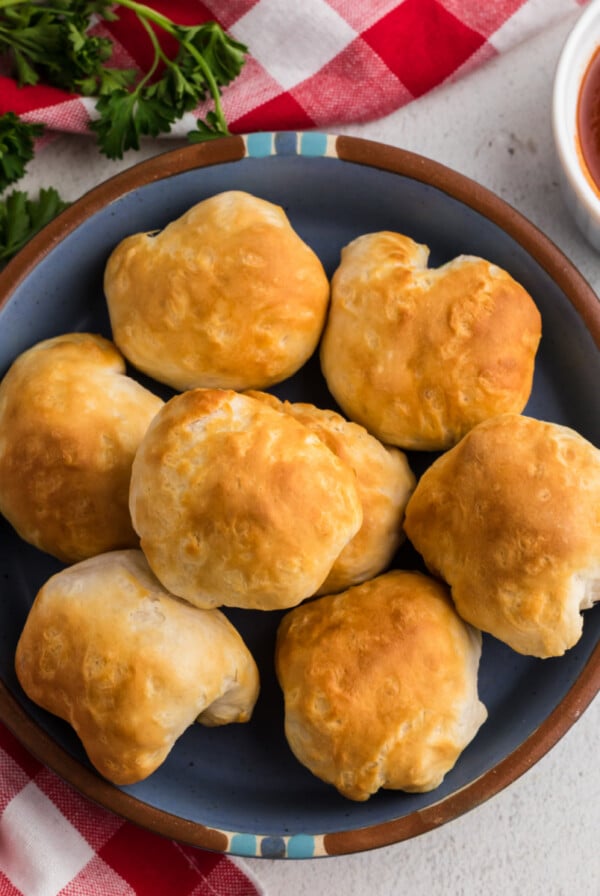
15,550,260,785
0,333,163,563
404,414,600,658
276,570,487,801
320,232,542,450
246,391,416,593
104,190,330,391
129,388,363,611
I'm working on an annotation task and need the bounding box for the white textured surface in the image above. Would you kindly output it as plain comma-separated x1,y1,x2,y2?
15,9,600,895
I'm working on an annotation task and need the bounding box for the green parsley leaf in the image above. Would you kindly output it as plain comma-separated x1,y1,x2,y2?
0,112,44,194
187,110,231,143
0,187,70,268
176,22,247,89
91,86,177,158
0,2,136,95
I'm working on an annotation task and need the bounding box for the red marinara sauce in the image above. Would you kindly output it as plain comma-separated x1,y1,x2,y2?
577,45,600,194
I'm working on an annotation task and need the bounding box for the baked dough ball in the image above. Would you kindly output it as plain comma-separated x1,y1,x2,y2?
320,232,542,450
104,190,330,391
129,389,363,611
246,391,416,593
15,550,260,785
404,414,600,657
0,333,163,563
276,570,487,801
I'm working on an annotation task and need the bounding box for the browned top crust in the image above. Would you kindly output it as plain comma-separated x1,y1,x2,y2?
0,333,163,562
129,388,363,610
404,414,600,657
104,190,330,391
15,550,260,785
276,569,486,801
320,232,542,450
246,390,416,593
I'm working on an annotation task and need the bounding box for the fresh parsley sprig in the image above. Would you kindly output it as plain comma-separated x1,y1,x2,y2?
0,0,248,157
0,113,65,269
0,1,129,94
90,9,247,157
0,187,69,266
0,112,44,192
0,1,248,266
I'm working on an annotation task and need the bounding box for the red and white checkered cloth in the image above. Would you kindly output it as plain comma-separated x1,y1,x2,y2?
0,2,589,894
0,724,262,895
0,0,588,136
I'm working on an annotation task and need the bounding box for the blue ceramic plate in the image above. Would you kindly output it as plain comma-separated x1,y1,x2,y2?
0,133,599,859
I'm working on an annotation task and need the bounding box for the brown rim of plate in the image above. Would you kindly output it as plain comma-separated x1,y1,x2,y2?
0,132,598,857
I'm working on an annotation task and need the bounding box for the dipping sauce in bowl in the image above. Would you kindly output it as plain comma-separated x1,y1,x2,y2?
553,0,600,251
577,45,600,194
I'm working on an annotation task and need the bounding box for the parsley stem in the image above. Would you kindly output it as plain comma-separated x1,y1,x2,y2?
114,0,176,34
116,0,230,134
178,40,229,134
135,13,168,85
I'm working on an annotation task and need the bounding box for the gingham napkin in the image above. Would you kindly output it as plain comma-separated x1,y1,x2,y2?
0,723,262,895
0,0,587,136
0,2,588,895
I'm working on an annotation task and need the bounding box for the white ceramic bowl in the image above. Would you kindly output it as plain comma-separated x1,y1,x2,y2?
553,0,600,250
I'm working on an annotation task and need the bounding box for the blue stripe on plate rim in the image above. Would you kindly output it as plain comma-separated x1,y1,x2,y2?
243,131,337,159
228,830,322,859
